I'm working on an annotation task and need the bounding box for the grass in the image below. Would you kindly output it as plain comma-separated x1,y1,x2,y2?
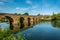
0,27,25,40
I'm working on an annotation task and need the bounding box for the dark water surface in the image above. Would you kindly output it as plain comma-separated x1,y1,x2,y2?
21,21,60,40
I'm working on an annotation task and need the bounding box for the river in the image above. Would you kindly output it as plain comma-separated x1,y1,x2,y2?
0,21,60,40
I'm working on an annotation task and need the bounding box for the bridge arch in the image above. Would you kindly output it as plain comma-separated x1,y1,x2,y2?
5,16,13,30
5,16,13,22
28,17,30,26
33,18,35,25
20,17,24,29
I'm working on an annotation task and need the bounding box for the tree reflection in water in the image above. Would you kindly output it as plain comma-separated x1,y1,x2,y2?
51,20,60,28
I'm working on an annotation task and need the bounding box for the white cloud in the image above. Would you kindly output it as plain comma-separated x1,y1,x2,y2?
12,7,30,13
0,0,14,3
44,3,50,8
16,7,20,10
26,0,32,4
0,2,4,5
42,0,50,8
15,7,29,10
0,0,14,6
31,5,39,10
20,8,29,11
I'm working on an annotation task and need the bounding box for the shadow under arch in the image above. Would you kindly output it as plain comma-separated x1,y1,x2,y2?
28,18,30,26
20,17,24,29
5,16,13,30
33,18,35,25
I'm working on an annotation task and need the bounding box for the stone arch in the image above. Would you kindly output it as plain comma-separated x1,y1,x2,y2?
33,18,35,25
28,18,30,26
5,16,13,30
20,17,24,29
5,16,13,22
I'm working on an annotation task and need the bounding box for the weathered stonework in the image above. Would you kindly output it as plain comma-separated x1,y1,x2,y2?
0,13,41,30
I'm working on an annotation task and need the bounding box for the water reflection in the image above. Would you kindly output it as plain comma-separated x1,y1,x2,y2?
19,21,40,31
12,22,35,33
5,16,13,30
51,20,60,28
21,22,60,40
0,22,9,30
1,20,60,40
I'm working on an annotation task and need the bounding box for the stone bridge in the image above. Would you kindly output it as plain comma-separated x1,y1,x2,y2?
0,13,40,30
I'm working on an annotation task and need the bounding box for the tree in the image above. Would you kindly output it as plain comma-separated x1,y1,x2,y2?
37,14,40,16
52,13,60,20
14,13,17,15
23,12,29,15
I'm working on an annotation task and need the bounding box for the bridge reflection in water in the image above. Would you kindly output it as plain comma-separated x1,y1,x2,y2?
12,18,40,33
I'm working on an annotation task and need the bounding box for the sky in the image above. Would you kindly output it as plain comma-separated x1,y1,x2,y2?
0,0,60,15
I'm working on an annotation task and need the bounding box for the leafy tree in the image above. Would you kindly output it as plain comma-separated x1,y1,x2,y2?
37,14,40,16
52,13,60,20
14,13,17,15
23,13,29,15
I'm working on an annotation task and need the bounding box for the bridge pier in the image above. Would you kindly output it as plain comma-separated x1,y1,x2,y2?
29,16,34,26
34,17,37,24
23,15,28,26
12,21,19,30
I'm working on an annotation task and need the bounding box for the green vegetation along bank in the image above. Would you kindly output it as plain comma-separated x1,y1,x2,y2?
0,27,25,40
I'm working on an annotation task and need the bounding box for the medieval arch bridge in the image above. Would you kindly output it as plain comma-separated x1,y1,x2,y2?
0,13,40,30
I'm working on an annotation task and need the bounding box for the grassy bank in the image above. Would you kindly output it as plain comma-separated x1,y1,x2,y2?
0,27,25,40
41,19,51,21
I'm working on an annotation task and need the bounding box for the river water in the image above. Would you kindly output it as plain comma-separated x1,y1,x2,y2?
0,21,60,40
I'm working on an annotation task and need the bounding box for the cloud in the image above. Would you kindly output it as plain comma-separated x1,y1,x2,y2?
29,9,39,15
0,0,14,6
0,0,14,3
0,2,4,5
12,7,30,13
16,7,20,10
31,5,39,10
15,7,29,11
20,8,29,11
42,0,50,8
26,0,32,4
44,3,50,8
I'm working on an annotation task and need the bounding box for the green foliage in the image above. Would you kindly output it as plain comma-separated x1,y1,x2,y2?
23,12,29,15
17,33,24,40
37,14,40,16
14,13,17,15
52,13,60,20
0,27,25,40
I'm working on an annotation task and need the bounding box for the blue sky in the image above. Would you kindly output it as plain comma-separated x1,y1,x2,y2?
0,0,60,15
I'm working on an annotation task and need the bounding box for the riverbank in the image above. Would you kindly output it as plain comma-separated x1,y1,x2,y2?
40,18,52,21
0,27,25,40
